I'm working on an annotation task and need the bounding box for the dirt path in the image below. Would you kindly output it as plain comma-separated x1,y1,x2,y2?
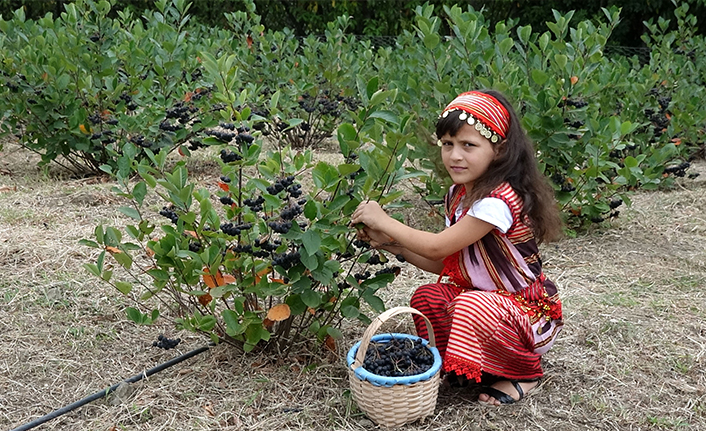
1,140,704,430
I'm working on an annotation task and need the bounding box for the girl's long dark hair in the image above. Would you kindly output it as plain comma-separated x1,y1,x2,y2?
435,89,563,243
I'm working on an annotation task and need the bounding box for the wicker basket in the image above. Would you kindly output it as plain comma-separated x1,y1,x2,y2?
346,306,442,428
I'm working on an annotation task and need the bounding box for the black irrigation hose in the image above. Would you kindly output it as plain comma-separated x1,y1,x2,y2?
10,345,212,431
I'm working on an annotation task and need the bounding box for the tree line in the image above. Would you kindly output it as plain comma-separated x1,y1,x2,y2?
1,0,703,47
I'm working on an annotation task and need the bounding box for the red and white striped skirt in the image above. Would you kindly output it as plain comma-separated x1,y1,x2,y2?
410,283,544,382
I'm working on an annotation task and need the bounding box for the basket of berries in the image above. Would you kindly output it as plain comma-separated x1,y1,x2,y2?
346,306,442,428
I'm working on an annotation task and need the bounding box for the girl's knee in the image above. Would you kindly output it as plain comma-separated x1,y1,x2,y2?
410,284,440,307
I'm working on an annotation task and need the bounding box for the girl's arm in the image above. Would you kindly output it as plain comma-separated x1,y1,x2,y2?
357,227,445,274
351,201,495,261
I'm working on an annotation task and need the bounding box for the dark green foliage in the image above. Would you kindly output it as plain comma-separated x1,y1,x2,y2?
2,0,705,46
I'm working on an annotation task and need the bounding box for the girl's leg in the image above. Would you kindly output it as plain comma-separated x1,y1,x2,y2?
443,291,542,383
409,283,460,359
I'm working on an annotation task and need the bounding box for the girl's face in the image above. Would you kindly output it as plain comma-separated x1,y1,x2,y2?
439,122,497,191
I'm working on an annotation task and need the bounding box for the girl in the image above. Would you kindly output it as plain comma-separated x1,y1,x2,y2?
351,90,564,406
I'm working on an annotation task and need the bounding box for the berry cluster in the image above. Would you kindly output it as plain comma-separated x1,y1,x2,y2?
236,133,255,145
272,251,301,269
130,134,152,148
220,222,253,236
189,241,202,252
609,197,623,210
375,266,401,277
353,239,370,249
159,120,182,132
209,129,236,143
254,238,281,252
117,92,138,111
266,176,296,195
220,149,242,163
280,204,303,220
165,101,196,121
366,254,386,265
561,98,588,108
153,334,181,350
220,196,234,206
159,206,179,224
244,195,265,212
362,338,435,377
268,220,292,234
354,271,371,281
664,161,690,177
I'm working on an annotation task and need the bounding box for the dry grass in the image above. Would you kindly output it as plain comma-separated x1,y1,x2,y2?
1,138,705,431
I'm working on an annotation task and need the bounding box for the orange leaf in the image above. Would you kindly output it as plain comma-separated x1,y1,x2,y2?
101,109,111,119
203,267,225,289
307,307,316,315
671,137,682,146
79,124,90,134
254,266,271,283
184,91,194,102
178,146,186,157
198,293,213,307
270,277,287,284
218,182,230,192
324,335,336,352
246,35,253,48
184,230,198,238
294,62,299,68
570,76,579,85
196,56,201,63
0,185,17,193
223,274,236,284
105,246,122,254
266,303,291,322
41,72,48,81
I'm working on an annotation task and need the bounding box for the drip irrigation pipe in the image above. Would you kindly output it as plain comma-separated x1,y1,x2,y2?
10,344,212,431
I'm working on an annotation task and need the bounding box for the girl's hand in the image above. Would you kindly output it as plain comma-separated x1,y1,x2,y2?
351,201,388,231
359,227,394,249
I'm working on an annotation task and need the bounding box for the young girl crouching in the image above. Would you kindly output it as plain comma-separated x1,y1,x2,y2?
351,90,564,406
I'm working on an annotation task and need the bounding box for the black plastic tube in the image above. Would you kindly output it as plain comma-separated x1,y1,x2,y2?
10,345,211,431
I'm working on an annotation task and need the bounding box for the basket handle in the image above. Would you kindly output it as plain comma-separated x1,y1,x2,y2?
352,306,436,370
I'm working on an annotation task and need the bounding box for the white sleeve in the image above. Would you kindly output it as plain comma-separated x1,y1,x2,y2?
465,197,513,233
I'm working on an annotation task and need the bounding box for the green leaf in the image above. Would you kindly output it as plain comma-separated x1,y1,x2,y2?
132,182,147,206
362,293,385,312
115,281,132,295
79,239,99,248
301,229,321,256
624,156,639,168
118,206,141,220
301,289,321,308
326,327,343,340
198,315,217,331
531,69,548,86
369,110,398,124
223,309,245,336
83,263,101,278
365,76,379,101
423,33,440,50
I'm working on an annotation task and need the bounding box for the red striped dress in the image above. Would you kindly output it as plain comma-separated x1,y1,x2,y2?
410,183,563,382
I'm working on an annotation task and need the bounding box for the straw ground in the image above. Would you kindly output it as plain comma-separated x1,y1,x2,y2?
1,138,705,431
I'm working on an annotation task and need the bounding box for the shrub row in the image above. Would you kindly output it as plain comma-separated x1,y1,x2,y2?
1,0,704,354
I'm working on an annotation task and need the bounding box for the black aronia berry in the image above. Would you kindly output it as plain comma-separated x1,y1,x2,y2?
362,337,435,377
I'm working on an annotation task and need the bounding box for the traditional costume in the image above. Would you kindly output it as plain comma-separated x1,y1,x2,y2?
411,91,564,383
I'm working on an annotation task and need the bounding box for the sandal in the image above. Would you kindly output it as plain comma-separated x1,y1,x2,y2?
478,379,538,406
